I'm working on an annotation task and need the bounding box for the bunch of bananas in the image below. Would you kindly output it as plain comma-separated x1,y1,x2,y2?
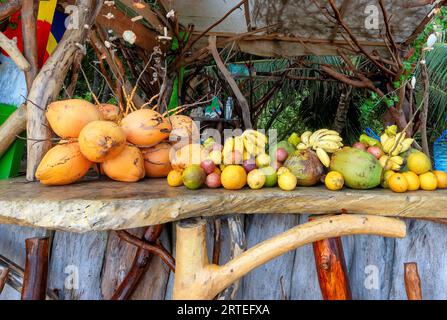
242,130,267,157
297,129,343,167
222,130,267,164
379,125,414,171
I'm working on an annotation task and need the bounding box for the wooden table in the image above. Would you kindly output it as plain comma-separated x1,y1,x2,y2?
1,177,445,299
0,177,446,233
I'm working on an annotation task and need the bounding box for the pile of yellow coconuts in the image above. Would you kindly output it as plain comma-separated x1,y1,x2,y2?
35,99,197,185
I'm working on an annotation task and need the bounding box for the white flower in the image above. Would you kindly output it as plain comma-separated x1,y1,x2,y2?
123,30,137,44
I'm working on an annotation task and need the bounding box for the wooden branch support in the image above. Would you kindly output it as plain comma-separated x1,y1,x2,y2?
0,104,27,158
26,0,103,181
21,237,50,300
0,31,30,71
0,254,57,300
0,0,22,20
310,216,351,300
404,262,422,300
173,214,406,300
21,0,38,91
111,225,163,300
208,35,252,129
0,268,9,295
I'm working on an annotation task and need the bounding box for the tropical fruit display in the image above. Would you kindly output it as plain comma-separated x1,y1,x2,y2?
36,98,446,194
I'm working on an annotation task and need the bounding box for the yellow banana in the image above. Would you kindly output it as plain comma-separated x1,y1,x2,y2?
301,131,312,145
243,136,256,155
315,140,341,152
380,133,391,145
223,137,234,155
390,156,404,166
382,137,396,154
316,148,331,167
400,138,414,153
297,143,308,150
319,135,343,143
390,144,403,156
234,136,244,155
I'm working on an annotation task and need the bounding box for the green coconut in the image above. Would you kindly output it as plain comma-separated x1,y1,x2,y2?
284,149,324,186
330,147,382,189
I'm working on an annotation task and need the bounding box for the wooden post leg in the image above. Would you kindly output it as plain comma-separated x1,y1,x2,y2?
404,262,422,300
21,237,50,300
173,215,406,300
312,237,351,300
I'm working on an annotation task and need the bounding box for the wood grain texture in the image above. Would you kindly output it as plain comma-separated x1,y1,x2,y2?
404,262,422,300
21,237,50,300
0,178,446,232
312,235,351,300
47,231,108,300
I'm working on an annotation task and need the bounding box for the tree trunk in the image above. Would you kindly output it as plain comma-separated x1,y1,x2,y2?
26,0,104,181
332,86,352,133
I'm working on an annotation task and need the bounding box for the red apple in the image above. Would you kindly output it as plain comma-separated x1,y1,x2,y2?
367,146,384,159
201,159,216,175
352,142,367,151
206,173,221,188
242,159,256,173
276,148,288,162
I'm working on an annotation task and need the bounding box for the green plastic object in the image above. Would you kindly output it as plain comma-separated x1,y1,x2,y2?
0,104,26,179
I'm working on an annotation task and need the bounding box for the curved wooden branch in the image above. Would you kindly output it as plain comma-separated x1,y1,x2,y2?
115,230,175,272
0,0,22,21
173,215,406,300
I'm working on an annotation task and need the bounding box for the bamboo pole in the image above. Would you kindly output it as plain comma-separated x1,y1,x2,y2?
404,262,422,300
173,215,406,300
21,237,50,300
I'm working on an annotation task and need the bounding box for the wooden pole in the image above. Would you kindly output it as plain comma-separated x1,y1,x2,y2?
312,236,351,300
21,0,38,91
208,35,252,129
0,103,27,158
21,237,50,300
404,262,422,300
173,214,406,300
0,31,30,71
26,0,103,181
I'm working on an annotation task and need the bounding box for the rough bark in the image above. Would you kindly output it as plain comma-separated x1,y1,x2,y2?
0,104,26,158
21,0,38,91
26,0,104,181
404,262,422,300
0,0,22,21
333,86,352,133
0,31,30,71
21,237,49,300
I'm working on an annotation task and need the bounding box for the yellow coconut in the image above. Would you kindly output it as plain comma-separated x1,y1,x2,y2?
142,142,172,178
121,109,171,147
36,142,92,185
98,103,121,122
170,143,208,171
102,145,145,182
79,120,126,162
168,114,199,146
46,99,101,138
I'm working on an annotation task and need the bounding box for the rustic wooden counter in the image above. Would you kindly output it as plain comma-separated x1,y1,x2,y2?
0,177,446,233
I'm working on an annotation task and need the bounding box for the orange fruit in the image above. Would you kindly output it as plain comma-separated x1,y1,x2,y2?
433,171,447,189
325,171,344,191
419,172,438,191
388,173,408,193
167,170,183,187
221,165,247,190
402,171,420,191
381,170,395,189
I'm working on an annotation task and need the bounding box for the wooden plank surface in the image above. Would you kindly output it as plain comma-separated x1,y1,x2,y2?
0,178,447,232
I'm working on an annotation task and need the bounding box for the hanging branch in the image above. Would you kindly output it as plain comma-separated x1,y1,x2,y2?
420,52,430,157
21,0,38,91
208,36,252,129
